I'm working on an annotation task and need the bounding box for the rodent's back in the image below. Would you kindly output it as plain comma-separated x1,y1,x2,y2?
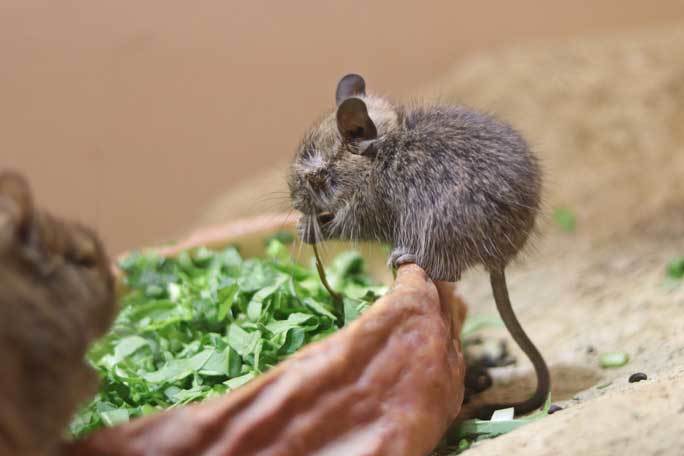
376,105,541,280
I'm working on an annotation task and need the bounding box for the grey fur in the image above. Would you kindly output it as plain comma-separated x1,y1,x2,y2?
289,74,549,418
288,80,541,282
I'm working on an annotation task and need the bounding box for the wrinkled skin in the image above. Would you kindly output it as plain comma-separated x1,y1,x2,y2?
0,171,116,456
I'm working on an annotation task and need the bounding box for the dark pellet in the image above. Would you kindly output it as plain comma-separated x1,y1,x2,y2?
548,404,563,415
465,366,493,393
629,372,648,383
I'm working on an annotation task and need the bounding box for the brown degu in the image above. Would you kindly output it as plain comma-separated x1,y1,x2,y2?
0,171,116,455
288,74,549,419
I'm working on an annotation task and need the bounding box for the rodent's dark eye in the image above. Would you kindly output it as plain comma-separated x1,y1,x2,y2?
68,253,98,268
317,212,334,225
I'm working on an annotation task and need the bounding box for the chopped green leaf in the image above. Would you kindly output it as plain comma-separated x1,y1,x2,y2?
99,408,130,427
228,325,262,358
666,257,684,280
71,243,383,437
225,372,256,390
599,351,629,368
437,387,552,455
142,349,214,383
490,407,515,421
100,336,149,368
553,207,576,232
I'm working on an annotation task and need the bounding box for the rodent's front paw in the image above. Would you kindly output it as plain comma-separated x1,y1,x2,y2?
388,248,417,269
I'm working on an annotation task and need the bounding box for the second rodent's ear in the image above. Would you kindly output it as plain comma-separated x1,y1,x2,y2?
336,98,378,143
335,74,366,106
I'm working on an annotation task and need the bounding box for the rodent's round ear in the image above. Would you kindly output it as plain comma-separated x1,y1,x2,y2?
336,98,378,143
0,171,34,250
335,74,366,106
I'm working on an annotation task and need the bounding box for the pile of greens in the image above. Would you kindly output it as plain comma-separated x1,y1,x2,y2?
70,238,387,437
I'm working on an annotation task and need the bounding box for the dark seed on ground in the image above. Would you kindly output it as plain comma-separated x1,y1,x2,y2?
548,404,563,414
629,372,648,383
586,345,596,354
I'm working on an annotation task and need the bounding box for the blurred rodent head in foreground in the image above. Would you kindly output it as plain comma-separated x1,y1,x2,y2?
0,171,116,454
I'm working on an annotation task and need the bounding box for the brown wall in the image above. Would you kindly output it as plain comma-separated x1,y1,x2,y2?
2,1,683,253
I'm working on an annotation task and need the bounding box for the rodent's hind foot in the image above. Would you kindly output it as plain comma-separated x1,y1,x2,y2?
388,248,417,269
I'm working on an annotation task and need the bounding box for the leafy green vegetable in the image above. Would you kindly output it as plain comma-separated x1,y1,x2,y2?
666,257,684,280
435,395,552,455
264,230,295,246
553,207,577,232
599,351,629,368
70,239,385,437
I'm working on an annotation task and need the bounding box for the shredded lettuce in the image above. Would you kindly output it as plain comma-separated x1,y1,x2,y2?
70,239,386,437
553,207,577,232
666,257,684,280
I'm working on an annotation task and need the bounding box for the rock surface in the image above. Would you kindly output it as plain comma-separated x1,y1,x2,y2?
433,22,684,455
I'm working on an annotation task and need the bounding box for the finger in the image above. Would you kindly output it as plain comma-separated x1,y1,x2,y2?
394,262,430,286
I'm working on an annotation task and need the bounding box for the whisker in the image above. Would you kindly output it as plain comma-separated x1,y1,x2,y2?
277,208,295,233
294,238,305,266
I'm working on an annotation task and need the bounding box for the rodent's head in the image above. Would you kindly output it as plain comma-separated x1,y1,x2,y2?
0,171,116,453
289,74,400,243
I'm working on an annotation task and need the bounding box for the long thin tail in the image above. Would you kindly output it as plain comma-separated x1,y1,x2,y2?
473,268,550,419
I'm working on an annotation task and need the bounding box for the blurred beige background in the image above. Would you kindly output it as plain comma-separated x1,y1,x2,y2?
2,1,683,253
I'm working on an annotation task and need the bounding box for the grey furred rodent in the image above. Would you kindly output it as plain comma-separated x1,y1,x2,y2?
288,74,549,419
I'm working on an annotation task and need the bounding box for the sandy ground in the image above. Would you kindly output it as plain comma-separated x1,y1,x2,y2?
199,23,684,455
3,2,684,253
437,22,684,456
